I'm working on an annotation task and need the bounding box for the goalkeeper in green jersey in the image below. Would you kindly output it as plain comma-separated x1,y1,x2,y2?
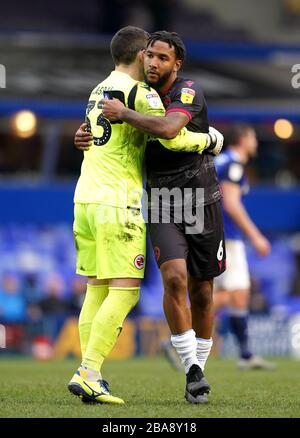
69,26,223,405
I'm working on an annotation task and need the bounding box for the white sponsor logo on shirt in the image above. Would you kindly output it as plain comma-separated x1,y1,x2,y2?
146,93,161,109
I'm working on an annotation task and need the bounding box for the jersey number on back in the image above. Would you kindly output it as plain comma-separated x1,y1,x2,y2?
85,100,111,146
85,90,126,146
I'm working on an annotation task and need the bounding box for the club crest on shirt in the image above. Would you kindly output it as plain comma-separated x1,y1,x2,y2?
146,93,161,109
134,254,145,269
180,88,195,104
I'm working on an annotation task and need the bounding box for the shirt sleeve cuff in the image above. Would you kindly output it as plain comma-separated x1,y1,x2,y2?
166,108,193,121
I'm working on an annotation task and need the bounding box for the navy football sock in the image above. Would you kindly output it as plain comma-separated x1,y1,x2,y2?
229,312,252,360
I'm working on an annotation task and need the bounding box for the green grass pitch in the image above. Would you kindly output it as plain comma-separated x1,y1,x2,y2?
0,356,299,418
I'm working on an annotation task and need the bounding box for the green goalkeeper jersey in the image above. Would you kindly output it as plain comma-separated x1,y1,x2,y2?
74,70,164,209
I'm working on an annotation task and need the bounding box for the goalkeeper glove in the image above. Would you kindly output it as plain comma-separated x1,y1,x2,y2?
205,127,224,156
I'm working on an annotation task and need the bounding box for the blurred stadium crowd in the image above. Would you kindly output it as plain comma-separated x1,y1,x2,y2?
0,225,299,357
0,0,300,358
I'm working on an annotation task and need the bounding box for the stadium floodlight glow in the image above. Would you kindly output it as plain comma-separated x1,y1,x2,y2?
274,119,294,140
12,110,37,138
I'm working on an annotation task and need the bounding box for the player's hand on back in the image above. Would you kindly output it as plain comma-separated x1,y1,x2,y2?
252,233,271,257
74,123,93,151
101,98,126,121
205,126,224,156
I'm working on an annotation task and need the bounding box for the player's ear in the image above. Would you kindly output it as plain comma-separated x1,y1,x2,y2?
174,59,182,73
138,49,145,62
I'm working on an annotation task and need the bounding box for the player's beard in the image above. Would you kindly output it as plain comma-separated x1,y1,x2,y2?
145,69,173,91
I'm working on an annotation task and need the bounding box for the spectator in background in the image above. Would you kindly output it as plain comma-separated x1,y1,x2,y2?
37,272,69,339
0,273,26,352
0,273,26,323
26,274,85,351
23,273,42,305
214,124,275,370
68,276,85,316
38,273,67,314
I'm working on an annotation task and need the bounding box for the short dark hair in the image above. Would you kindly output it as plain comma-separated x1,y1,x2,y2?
147,31,186,64
226,124,255,146
110,26,149,66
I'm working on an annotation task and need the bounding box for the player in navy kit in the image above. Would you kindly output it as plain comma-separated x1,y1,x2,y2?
100,31,226,403
214,124,276,370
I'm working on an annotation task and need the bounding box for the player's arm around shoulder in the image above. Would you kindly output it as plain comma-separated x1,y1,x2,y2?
100,82,168,136
101,82,223,154
102,83,184,139
136,83,198,140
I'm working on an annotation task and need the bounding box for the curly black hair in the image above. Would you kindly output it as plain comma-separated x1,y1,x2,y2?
147,31,186,63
